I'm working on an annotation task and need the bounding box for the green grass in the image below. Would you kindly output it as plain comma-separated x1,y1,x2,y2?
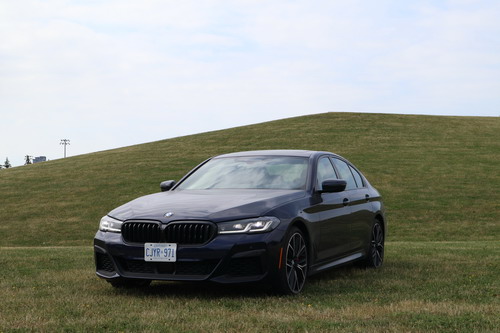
0,112,499,332
1,113,499,245
0,241,498,332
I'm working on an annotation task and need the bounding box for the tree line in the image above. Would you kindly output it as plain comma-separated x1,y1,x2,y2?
0,156,35,169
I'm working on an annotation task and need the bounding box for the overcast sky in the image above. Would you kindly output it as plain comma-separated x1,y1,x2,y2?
1,0,499,167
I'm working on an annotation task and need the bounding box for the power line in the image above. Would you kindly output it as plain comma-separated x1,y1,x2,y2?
60,139,70,158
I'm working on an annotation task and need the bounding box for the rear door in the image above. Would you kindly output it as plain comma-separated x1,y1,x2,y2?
331,158,373,251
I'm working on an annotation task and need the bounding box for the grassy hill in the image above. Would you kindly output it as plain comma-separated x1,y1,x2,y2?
1,112,499,246
1,112,499,332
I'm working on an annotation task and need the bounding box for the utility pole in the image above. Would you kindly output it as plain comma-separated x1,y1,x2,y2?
60,139,70,158
24,155,33,165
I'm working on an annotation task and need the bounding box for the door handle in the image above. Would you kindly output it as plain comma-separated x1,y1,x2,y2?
365,194,370,202
342,198,349,206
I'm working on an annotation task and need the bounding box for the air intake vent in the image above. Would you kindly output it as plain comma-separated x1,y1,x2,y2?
95,253,115,272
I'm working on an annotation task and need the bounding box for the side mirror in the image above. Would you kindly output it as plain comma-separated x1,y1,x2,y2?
320,179,347,193
160,180,176,192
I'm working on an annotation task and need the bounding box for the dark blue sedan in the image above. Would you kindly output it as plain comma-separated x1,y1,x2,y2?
94,150,385,294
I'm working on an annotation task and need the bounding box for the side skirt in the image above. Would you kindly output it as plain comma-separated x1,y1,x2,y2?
308,252,364,276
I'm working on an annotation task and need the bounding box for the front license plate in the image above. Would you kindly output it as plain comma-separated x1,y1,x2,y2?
144,243,177,262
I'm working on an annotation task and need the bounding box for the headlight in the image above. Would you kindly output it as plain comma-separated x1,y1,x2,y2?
218,217,280,234
99,215,123,233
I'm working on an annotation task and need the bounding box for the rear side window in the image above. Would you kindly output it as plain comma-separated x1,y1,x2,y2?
349,165,364,188
331,158,357,190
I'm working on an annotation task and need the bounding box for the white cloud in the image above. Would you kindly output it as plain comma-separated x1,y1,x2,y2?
0,0,499,166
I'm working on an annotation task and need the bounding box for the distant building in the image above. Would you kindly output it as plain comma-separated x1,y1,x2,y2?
33,156,47,164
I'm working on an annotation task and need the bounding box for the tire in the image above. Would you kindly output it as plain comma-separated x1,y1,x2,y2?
274,227,308,295
364,220,384,268
107,278,151,288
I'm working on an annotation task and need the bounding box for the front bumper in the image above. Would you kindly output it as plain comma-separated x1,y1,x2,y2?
94,229,283,284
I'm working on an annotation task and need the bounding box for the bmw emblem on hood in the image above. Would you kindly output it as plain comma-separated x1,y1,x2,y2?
164,212,174,217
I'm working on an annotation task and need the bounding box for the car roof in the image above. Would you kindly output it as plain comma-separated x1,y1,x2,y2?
214,150,333,158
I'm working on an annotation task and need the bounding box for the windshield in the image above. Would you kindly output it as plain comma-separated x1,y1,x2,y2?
177,156,309,190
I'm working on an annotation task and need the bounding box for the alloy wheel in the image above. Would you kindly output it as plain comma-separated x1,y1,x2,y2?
370,222,384,268
285,231,308,293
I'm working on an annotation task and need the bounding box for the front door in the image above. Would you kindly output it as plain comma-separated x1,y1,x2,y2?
314,157,354,261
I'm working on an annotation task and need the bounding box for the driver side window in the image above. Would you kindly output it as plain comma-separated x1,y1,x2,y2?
316,157,338,190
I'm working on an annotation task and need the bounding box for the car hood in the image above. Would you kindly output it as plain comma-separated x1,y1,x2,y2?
108,189,306,222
